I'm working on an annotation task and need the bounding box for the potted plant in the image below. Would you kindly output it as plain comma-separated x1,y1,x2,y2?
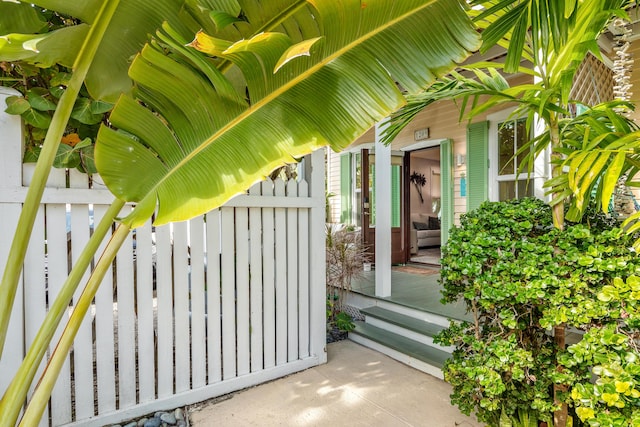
325,224,369,341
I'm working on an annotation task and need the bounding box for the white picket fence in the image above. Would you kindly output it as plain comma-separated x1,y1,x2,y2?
0,88,327,426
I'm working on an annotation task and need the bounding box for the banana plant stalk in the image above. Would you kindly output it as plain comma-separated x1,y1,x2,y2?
0,0,121,356
0,199,124,427
18,222,131,426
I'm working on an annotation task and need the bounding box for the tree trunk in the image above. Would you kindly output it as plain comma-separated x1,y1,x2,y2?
554,325,568,427
550,119,568,427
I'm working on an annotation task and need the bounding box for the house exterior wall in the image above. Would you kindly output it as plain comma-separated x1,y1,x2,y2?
329,38,640,228
349,74,533,225
326,148,342,223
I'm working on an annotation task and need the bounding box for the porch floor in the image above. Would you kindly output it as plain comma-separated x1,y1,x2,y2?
351,268,472,322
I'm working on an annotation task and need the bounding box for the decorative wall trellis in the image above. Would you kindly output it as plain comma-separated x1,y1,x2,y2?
0,87,327,426
571,52,615,107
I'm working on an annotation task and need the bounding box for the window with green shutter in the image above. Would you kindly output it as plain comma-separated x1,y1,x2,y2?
495,117,534,200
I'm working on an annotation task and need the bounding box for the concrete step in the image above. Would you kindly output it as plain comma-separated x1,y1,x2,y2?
349,321,451,379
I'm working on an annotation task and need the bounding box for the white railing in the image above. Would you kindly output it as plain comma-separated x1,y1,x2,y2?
0,88,327,426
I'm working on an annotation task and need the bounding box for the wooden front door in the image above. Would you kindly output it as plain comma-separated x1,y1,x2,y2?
360,149,407,264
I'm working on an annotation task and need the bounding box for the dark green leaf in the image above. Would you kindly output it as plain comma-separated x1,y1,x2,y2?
26,88,57,111
23,146,41,163
90,100,114,115
22,108,52,129
5,96,30,115
71,98,104,125
53,143,81,169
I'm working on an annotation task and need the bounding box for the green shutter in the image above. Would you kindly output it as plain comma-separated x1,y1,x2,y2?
440,139,453,246
391,165,401,227
340,153,352,223
467,121,489,211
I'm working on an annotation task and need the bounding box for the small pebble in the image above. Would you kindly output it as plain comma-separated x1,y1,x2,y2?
160,412,177,425
144,418,162,427
111,407,186,427
174,408,184,421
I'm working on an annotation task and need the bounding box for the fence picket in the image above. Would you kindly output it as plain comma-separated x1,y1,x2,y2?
261,181,276,369
249,183,263,372
298,180,310,358
220,207,236,380
116,206,137,409
190,216,206,388
274,179,287,366
136,219,156,403
236,208,250,376
69,170,96,419
21,202,48,427
173,221,191,392
0,87,25,411
155,223,174,398
206,210,222,384
286,180,299,362
47,168,73,425
93,204,117,414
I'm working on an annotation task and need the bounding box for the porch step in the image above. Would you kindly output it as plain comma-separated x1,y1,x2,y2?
349,321,450,379
360,306,447,337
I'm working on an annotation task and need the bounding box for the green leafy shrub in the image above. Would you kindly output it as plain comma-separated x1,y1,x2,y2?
2,6,112,173
335,311,355,332
436,198,640,426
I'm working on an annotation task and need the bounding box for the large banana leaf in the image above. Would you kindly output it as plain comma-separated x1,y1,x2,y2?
96,0,481,228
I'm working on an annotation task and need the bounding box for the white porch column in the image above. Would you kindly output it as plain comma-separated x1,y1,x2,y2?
374,121,391,297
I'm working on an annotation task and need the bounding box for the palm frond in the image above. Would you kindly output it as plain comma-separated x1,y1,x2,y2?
542,102,640,220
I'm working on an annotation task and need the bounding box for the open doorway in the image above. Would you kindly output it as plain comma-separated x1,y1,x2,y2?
407,147,441,265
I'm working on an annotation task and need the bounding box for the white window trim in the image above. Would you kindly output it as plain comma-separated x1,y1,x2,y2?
487,108,550,202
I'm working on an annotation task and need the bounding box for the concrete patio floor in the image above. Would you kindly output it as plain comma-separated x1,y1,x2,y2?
188,340,481,426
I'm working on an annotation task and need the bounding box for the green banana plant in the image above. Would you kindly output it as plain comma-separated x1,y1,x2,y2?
0,0,481,425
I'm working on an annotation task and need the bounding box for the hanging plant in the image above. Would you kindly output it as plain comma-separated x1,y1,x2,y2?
410,171,426,203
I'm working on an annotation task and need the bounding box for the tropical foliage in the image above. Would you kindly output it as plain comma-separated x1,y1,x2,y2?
384,0,640,425
436,198,640,426
0,0,480,425
385,0,638,231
